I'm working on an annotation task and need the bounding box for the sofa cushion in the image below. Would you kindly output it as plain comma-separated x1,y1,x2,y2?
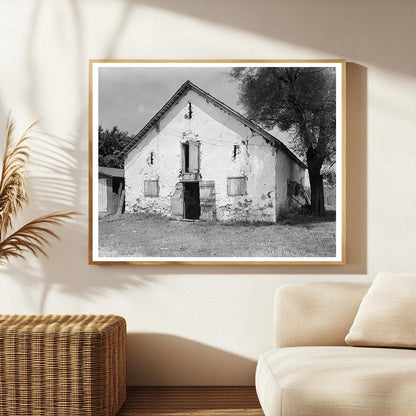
345,272,416,348
274,283,370,348
256,346,416,416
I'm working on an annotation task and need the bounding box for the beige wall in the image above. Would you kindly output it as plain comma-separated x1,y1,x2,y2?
0,0,415,385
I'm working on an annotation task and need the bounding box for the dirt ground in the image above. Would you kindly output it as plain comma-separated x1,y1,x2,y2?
98,212,336,258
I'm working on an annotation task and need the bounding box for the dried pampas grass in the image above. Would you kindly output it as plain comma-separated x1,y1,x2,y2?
0,116,77,264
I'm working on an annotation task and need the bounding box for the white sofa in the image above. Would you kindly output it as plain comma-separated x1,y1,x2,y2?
256,283,416,416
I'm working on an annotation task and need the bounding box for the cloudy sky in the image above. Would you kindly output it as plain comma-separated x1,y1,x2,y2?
99,66,242,135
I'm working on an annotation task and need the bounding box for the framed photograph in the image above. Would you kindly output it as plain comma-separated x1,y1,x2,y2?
89,60,345,265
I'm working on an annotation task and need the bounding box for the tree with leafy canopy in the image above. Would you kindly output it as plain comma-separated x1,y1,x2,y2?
230,66,336,216
98,125,134,168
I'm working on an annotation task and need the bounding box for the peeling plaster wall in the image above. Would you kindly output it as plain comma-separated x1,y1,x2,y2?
125,90,294,222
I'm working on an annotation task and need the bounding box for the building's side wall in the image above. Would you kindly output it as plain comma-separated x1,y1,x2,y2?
126,90,305,222
275,150,306,216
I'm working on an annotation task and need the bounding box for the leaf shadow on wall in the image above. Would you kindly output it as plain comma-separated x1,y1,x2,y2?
0,0,151,314
135,0,416,77
126,333,256,385
0,129,154,314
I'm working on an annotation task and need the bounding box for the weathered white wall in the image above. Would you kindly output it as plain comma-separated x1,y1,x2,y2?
125,89,279,222
0,0,415,386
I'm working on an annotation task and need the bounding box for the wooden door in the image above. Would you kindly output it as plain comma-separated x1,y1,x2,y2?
171,182,184,219
199,181,216,221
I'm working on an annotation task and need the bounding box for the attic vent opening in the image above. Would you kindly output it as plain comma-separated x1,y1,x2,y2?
184,102,193,119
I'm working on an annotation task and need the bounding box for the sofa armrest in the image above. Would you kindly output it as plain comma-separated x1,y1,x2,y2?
274,283,370,348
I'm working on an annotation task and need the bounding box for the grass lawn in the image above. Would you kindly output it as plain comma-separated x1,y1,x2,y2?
98,212,336,258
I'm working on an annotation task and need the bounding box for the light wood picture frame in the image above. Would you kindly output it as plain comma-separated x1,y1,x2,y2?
89,60,346,265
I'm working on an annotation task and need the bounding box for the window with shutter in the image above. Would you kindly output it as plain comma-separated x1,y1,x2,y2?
188,141,200,173
227,177,247,196
182,141,200,173
144,179,159,197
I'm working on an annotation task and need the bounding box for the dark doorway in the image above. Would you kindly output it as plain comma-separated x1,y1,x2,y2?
184,182,200,220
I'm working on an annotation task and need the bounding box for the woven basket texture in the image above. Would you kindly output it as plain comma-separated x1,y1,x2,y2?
0,314,126,416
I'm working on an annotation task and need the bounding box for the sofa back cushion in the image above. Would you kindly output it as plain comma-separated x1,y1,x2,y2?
274,283,370,348
346,272,416,348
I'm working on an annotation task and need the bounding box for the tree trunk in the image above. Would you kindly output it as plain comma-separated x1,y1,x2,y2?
307,147,326,216
309,169,325,216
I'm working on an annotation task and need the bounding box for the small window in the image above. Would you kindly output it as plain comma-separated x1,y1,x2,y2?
149,151,155,165
287,180,301,197
144,179,159,197
232,144,240,160
227,177,247,196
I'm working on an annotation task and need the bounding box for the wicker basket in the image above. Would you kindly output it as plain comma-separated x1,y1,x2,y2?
0,314,126,416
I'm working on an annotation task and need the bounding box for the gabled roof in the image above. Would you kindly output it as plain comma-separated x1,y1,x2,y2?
122,80,307,169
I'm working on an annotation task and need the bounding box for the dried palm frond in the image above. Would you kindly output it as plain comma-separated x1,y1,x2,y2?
0,117,38,239
0,212,77,264
0,116,78,264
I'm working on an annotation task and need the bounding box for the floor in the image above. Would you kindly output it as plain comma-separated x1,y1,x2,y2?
117,386,263,416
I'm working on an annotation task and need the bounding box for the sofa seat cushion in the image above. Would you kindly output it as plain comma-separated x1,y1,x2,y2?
256,346,416,416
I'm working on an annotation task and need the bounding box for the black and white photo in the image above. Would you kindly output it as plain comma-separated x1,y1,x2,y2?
89,60,345,264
